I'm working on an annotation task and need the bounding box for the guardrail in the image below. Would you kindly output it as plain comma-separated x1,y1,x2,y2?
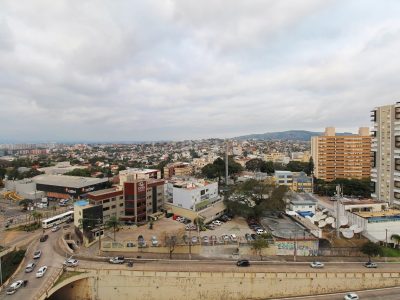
33,267,64,300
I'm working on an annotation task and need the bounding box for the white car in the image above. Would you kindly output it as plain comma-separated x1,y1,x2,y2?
36,266,48,278
344,293,359,300
6,280,24,295
64,258,79,267
256,229,265,235
310,261,324,268
33,250,42,259
230,234,238,242
51,225,61,232
212,220,222,226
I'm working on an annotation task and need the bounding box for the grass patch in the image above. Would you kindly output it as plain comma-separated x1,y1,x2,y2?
14,222,41,232
381,246,400,257
0,250,26,283
53,271,84,287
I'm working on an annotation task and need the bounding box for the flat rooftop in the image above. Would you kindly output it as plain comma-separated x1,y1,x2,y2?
354,209,400,218
87,188,121,196
33,174,108,189
120,168,159,174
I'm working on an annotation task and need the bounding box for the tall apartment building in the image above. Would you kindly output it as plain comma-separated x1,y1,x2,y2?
371,103,400,206
311,127,371,181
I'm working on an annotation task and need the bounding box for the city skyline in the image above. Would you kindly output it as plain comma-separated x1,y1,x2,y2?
1,1,400,141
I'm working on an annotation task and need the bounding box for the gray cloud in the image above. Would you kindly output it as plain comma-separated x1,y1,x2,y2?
0,0,400,142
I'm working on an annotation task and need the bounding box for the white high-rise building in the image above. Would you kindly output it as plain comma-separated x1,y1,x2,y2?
371,102,400,207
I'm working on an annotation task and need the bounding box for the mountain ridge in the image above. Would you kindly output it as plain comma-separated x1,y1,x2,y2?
235,130,353,141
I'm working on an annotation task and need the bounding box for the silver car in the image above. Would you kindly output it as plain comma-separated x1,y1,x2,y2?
25,262,36,273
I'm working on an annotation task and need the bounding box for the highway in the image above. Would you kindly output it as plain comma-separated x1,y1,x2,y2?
278,286,400,299
0,229,65,300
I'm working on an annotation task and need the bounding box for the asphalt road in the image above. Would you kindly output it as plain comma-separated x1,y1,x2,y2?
0,229,65,300
80,259,400,273
278,286,400,300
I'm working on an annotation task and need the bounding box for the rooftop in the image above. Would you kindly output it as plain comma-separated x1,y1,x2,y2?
87,188,121,196
33,174,108,189
354,209,400,218
120,168,159,174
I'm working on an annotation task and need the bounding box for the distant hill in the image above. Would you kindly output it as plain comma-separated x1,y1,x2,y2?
235,130,353,141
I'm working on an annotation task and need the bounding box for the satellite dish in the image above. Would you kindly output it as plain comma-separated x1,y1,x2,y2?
322,208,329,213
318,221,326,228
331,222,336,228
342,229,354,239
316,212,323,217
326,217,334,224
320,214,327,220
354,227,363,233
339,216,348,226
349,225,358,231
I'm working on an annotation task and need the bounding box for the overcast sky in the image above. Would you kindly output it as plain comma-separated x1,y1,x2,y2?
1,0,399,142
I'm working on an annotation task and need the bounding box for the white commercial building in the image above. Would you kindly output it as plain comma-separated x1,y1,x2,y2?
165,178,219,211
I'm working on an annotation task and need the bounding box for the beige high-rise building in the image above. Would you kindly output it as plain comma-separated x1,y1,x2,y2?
311,127,371,181
371,103,400,206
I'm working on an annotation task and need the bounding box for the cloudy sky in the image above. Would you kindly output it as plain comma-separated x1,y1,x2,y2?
0,0,399,142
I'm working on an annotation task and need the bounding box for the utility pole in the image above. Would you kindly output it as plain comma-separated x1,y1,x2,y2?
293,232,297,262
225,140,229,186
386,229,388,247
188,227,192,260
0,256,2,286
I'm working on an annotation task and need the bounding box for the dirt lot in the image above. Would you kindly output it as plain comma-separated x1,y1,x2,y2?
111,216,254,245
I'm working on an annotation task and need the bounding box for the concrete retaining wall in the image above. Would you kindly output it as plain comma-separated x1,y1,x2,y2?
47,268,400,300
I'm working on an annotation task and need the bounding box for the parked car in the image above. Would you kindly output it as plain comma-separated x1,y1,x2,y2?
25,262,36,273
138,235,146,247
222,235,230,242
251,233,257,240
256,229,265,235
203,236,209,244
39,235,48,242
51,225,61,232
236,259,250,267
36,266,48,278
212,220,222,226
310,261,325,268
185,224,197,231
344,293,359,300
109,256,125,264
230,234,238,242
364,262,377,268
64,258,79,267
206,224,215,230
33,250,42,259
6,280,24,295
191,236,198,244
151,236,158,247
245,233,252,242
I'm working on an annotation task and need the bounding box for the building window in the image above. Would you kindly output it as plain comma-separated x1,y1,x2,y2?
111,205,116,209
111,197,116,201
103,199,110,204
119,203,124,207
103,207,110,211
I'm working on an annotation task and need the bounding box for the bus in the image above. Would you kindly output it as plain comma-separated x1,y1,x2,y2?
42,211,74,229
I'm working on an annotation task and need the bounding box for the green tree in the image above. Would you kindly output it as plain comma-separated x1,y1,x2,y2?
305,157,314,176
105,216,120,241
64,168,92,177
390,234,400,248
360,241,382,262
31,211,43,224
286,161,308,173
251,237,269,260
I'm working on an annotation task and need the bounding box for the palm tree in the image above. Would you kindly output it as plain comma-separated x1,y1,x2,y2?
105,216,120,241
391,234,400,248
31,211,43,224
